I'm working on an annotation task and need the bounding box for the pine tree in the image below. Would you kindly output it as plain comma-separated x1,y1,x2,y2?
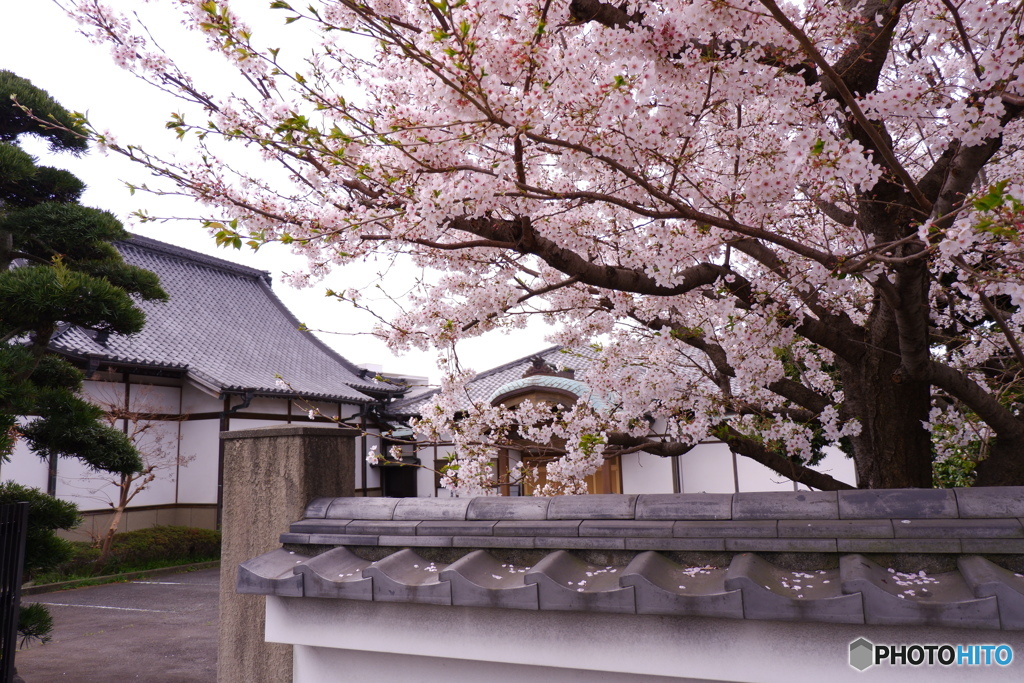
0,70,167,474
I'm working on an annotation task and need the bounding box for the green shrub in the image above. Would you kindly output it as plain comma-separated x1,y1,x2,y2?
0,481,80,578
100,525,221,573
18,602,53,647
33,525,221,584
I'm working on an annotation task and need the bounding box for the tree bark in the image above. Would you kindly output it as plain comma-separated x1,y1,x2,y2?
838,301,933,488
974,439,1024,487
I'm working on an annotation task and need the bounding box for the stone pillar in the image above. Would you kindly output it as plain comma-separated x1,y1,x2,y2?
217,424,358,683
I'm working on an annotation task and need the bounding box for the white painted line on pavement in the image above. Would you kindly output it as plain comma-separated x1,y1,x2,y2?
32,602,171,613
132,581,188,585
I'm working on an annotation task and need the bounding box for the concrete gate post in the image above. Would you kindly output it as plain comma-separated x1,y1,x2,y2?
217,424,358,683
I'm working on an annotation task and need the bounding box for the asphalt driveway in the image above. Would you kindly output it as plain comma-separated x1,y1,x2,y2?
15,568,219,682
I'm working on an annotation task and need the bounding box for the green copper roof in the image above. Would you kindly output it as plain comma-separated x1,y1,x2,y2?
487,375,609,411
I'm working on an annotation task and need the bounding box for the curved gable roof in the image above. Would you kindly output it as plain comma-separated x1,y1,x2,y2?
487,375,610,411
389,346,596,415
50,235,388,403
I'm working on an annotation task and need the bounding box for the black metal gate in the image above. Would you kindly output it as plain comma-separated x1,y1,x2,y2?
0,502,28,683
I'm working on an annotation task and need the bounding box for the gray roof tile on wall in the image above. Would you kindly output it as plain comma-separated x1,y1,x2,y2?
836,538,963,554
393,497,472,521
725,553,863,624
416,521,497,536
345,520,420,536
466,496,550,521
579,520,674,538
838,488,959,519
635,493,732,520
278,533,310,544
954,487,1024,518
236,548,307,597
493,520,581,537
840,554,1000,629
535,536,627,550
303,498,337,519
363,548,452,605
453,536,536,549
625,537,726,552
525,550,636,614
289,519,351,535
440,550,539,610
50,235,385,403
733,491,839,520
326,498,399,520
295,547,373,600
547,494,638,520
777,519,894,539
726,538,839,553
962,539,1024,554
957,556,1024,630
379,535,455,548
238,489,1024,630
891,518,1024,539
307,533,379,546
674,520,777,538
620,551,743,619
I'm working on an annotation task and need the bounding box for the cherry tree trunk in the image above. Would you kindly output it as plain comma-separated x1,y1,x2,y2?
975,440,1024,487
839,318,933,489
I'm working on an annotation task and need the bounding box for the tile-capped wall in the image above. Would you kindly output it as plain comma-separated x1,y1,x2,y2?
280,488,1024,555
248,487,1024,631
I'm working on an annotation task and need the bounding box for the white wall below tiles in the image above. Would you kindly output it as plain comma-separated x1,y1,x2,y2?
621,450,674,494
0,421,49,491
266,596,1024,683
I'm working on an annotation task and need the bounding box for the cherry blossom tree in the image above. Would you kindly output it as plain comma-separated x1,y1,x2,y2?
67,386,193,560
64,0,1024,490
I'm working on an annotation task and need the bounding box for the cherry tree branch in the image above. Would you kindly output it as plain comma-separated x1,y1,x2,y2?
758,0,932,214
718,426,855,491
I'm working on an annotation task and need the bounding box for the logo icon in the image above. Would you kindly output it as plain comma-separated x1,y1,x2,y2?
850,638,874,671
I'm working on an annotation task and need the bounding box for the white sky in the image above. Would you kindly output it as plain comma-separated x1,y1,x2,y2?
1,1,554,384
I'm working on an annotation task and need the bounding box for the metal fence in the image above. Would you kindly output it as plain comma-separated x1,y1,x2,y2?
0,502,28,683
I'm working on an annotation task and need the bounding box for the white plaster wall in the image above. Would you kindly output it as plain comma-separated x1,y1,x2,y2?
361,428,383,491
307,401,341,420
421,442,456,497
229,418,286,432
353,434,364,491
0,421,48,490
351,427,381,493
126,383,180,413
736,454,799,492
406,431,854,498
178,419,220,504
294,647,685,682
678,442,737,493
812,446,857,489
80,379,125,410
267,597,1024,683
181,383,223,414
236,397,291,415
54,457,122,511
55,417,183,510
119,419,182,507
620,452,674,494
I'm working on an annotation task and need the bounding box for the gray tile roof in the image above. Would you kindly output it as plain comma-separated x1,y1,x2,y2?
50,235,388,403
389,345,596,415
238,488,1024,630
